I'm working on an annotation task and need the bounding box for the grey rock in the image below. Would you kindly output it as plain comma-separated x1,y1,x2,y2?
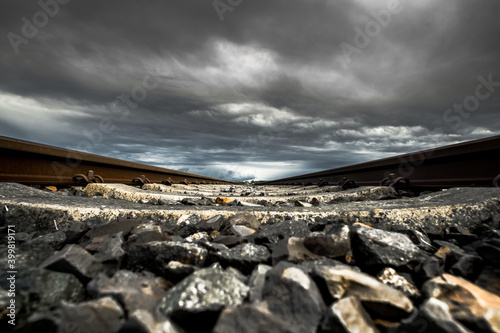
400,298,471,333
422,274,500,333
93,232,126,265
158,266,249,332
262,262,325,333
351,224,421,270
88,270,171,314
25,297,125,333
126,241,207,275
227,212,261,230
29,230,67,250
40,244,105,283
127,222,170,246
321,296,379,333
230,225,256,237
303,225,350,259
312,265,413,320
248,264,272,302
212,243,271,275
0,241,55,271
158,198,177,205
225,266,247,284
213,302,299,333
0,268,84,322
271,237,321,265
255,220,310,248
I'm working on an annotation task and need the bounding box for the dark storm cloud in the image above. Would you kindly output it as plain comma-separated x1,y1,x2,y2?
1,0,499,181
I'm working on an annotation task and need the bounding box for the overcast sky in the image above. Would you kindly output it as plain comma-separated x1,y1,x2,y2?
1,0,499,181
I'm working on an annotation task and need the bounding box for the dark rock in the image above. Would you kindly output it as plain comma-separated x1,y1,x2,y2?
196,215,225,232
351,224,421,271
0,241,55,270
40,244,105,283
320,296,379,333
255,220,310,248
298,258,359,274
422,274,500,332
303,225,350,259
197,197,214,206
64,221,90,244
127,222,170,246
158,266,249,332
181,198,197,205
213,302,299,333
248,264,272,302
476,243,500,266
88,270,171,314
178,223,198,238
162,260,198,283
449,254,483,280
0,268,84,324
211,243,271,275
118,309,185,333
312,265,413,320
85,219,143,239
262,262,325,333
93,232,126,273
475,266,500,297
227,212,260,230
308,217,343,232
125,241,207,275
400,298,471,333
29,230,67,250
212,235,247,247
414,256,444,286
24,297,125,333
433,240,465,255
8,231,34,243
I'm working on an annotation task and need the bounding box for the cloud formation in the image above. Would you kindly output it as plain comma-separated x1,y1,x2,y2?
1,0,499,181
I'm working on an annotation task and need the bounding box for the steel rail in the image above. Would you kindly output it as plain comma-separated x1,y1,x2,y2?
262,135,500,188
0,135,236,186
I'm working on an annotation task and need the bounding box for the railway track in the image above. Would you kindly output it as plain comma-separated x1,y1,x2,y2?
1,135,500,332
0,135,236,186
263,134,500,188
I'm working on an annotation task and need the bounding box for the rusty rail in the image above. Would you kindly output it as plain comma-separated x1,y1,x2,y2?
262,135,500,188
0,136,237,186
